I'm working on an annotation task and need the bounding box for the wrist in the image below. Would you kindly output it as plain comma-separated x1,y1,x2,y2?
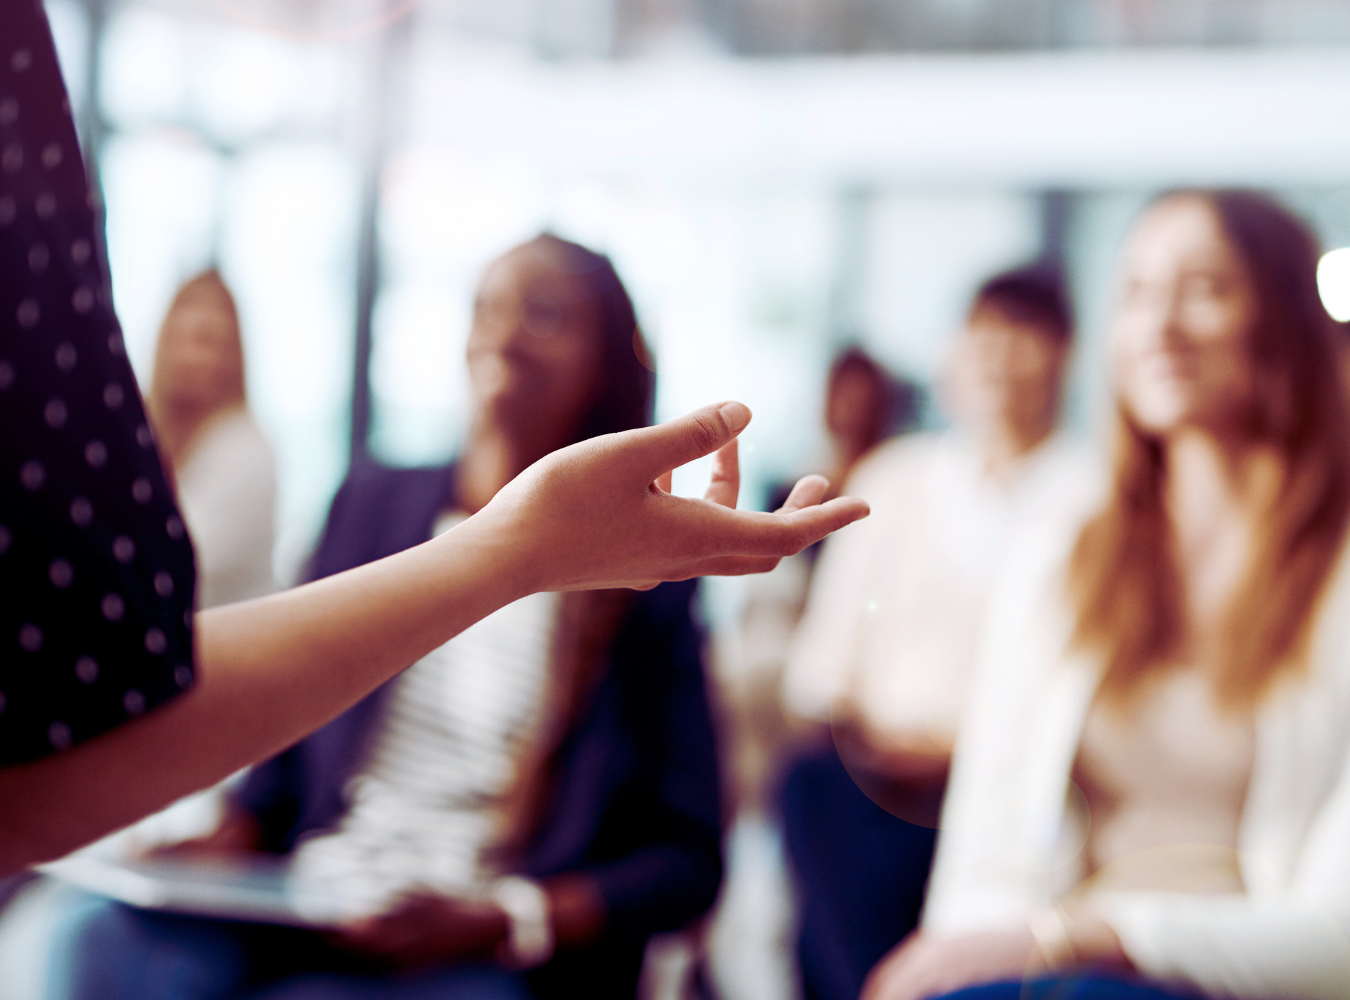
492,876,554,969
1028,907,1077,971
442,510,543,605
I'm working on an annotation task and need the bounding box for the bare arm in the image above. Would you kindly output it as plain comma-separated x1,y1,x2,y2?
0,402,868,874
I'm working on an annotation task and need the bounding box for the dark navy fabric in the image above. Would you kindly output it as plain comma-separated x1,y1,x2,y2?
0,1,196,765
235,459,724,1000
781,744,938,1000
934,973,1201,1000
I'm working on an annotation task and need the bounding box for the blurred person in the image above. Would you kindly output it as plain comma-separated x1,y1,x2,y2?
812,347,918,508
0,0,867,886
706,348,918,1000
722,347,918,814
863,191,1350,1000
106,271,276,845
780,267,1098,1000
44,234,724,1000
146,270,276,611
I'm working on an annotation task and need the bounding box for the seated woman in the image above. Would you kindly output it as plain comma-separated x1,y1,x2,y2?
864,191,1350,1000
111,271,277,846
46,235,723,1000
147,270,275,611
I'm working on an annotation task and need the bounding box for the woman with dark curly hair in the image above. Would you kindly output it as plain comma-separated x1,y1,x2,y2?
46,234,725,1000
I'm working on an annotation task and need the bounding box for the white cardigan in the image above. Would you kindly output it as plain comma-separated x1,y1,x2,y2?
923,521,1350,1000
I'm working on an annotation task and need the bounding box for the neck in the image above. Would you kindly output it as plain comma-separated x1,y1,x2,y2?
976,414,1055,483
148,397,226,470
1165,429,1280,537
1164,427,1282,633
456,421,562,515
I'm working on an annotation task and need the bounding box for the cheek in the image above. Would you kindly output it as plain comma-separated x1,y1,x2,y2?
1114,348,1180,431
545,341,602,411
1197,341,1256,407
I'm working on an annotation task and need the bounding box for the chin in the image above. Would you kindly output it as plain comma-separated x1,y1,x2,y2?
1127,402,1197,438
487,394,547,426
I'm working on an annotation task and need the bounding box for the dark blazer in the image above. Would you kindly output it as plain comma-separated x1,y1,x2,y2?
235,459,724,999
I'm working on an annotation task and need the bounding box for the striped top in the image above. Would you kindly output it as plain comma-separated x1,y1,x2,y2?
291,512,558,915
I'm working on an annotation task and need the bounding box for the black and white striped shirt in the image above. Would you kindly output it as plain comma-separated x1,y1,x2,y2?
292,513,557,914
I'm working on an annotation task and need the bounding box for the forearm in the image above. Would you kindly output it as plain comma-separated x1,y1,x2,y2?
1092,894,1350,999
0,516,531,874
0,403,867,875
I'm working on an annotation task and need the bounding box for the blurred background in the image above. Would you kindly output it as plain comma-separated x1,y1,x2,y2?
42,0,1350,585
12,4,1350,1000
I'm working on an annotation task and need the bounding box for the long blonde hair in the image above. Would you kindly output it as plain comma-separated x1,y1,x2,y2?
1068,191,1350,707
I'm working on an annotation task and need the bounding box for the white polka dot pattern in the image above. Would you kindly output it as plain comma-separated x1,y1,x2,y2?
48,557,72,587
1,0,197,764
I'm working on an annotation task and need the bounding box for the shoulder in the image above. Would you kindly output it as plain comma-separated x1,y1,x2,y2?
1305,535,1350,688
179,411,276,490
843,433,944,501
330,459,452,517
306,460,453,580
1029,433,1109,501
201,410,274,461
990,514,1084,629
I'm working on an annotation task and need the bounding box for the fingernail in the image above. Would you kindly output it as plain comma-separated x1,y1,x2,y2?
719,402,751,434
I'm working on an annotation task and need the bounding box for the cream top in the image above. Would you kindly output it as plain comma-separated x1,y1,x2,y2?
176,407,276,608
1073,668,1255,896
924,519,1350,1000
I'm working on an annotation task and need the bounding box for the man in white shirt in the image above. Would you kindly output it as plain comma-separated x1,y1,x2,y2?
779,267,1099,1000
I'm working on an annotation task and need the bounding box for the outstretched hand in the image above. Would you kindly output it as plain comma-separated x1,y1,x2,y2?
474,401,870,593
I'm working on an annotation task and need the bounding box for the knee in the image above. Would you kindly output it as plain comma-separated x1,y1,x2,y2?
45,897,150,1000
45,898,240,1000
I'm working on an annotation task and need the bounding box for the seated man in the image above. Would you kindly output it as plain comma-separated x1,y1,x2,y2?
779,267,1098,1000
45,235,723,1000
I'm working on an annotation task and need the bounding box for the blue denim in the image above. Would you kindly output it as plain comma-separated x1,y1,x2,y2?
45,895,530,1000
935,973,1200,1000
781,745,938,1000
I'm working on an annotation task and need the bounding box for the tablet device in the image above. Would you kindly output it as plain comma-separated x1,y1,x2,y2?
41,852,353,927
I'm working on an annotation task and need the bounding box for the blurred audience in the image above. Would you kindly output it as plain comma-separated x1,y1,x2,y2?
706,349,918,1000
146,270,276,610
43,235,722,1000
781,267,1098,1000
813,348,920,506
721,347,919,815
865,191,1350,1000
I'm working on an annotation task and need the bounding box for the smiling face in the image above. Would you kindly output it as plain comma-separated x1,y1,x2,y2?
1111,196,1261,439
467,240,604,448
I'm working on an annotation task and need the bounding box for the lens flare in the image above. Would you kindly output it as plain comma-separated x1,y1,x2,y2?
1317,248,1350,323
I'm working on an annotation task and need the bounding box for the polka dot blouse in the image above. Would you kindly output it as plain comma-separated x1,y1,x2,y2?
1,0,197,766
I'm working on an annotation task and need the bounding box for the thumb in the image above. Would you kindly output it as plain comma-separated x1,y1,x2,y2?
626,402,753,482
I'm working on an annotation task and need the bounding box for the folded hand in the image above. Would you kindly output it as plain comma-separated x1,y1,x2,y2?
330,893,508,970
